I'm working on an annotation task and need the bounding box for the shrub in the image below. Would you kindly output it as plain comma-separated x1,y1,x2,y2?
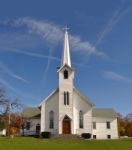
41,132,51,138
81,133,91,139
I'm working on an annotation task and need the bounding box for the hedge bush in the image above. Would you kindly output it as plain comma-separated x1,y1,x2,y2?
81,133,91,139
41,132,51,138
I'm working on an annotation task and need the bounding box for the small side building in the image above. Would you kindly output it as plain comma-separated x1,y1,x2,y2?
20,107,41,136
92,108,118,139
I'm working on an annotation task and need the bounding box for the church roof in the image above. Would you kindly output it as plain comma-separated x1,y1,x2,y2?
92,108,117,118
21,107,40,118
38,88,59,106
57,64,74,73
38,87,95,107
74,87,95,107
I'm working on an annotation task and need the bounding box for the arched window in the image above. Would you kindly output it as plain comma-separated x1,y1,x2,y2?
64,91,70,105
49,111,54,129
79,110,83,128
64,92,66,105
67,92,69,105
64,69,68,79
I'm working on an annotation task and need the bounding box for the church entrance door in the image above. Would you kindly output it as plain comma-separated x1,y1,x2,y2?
62,115,71,134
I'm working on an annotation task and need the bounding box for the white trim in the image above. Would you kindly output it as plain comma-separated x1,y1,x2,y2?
57,64,74,73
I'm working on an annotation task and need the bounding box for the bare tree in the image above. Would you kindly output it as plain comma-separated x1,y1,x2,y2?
0,87,23,135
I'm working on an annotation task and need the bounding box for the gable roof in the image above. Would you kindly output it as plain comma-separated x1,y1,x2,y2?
21,107,40,118
39,87,94,107
38,88,59,106
92,108,117,118
57,64,74,73
73,87,95,107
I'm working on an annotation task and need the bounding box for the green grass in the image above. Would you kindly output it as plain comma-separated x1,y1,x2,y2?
0,137,132,150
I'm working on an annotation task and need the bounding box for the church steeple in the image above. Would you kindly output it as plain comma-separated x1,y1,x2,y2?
58,29,74,134
61,29,71,67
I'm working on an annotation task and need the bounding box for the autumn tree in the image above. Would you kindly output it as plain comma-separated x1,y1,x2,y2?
117,113,125,136
0,86,22,135
117,113,132,137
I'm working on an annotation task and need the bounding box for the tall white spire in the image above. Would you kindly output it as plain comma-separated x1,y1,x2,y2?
61,29,71,67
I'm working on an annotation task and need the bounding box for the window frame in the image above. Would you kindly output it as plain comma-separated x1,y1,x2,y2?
106,121,111,129
64,91,70,105
26,121,30,130
93,135,96,139
79,110,84,128
93,122,96,129
107,135,111,139
64,92,66,105
49,111,54,129
67,92,69,105
63,69,68,79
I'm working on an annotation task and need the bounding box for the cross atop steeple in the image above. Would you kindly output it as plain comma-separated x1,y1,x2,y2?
61,28,71,67
63,26,70,32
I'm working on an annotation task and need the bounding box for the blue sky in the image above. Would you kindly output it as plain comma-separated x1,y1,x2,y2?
0,0,132,116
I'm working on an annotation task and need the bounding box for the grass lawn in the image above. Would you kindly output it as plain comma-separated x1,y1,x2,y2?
0,137,132,150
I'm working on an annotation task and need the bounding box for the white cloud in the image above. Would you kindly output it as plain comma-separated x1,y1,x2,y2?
3,17,105,86
13,17,104,56
103,71,132,83
14,18,63,45
69,35,104,56
2,47,60,62
0,61,28,83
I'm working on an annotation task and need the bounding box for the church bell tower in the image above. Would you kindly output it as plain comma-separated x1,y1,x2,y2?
57,29,74,134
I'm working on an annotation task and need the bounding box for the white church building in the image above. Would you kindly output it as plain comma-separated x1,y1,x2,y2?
21,30,118,139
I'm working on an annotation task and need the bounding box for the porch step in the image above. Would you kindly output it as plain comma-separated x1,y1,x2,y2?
51,134,81,139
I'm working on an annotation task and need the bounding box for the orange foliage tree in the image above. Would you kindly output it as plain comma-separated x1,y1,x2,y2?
117,113,132,137
0,87,22,135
